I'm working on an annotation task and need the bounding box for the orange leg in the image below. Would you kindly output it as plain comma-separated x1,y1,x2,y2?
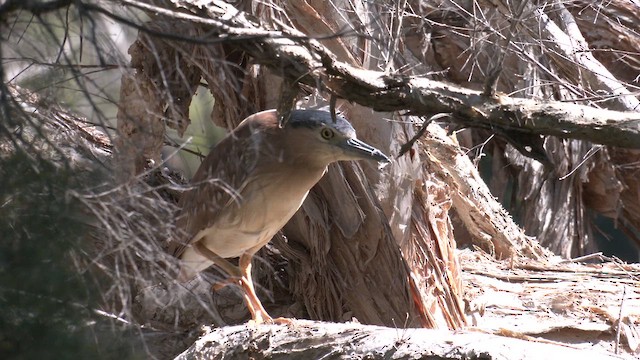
238,253,273,324
239,252,292,325
194,242,291,324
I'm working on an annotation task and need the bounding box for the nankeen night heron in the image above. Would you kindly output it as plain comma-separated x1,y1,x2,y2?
169,109,390,324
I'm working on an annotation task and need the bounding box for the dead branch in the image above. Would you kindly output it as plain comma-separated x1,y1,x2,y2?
461,249,640,356
423,124,551,260
106,0,640,149
174,320,624,360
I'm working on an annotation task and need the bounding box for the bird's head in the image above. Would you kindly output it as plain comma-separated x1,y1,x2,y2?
282,109,390,166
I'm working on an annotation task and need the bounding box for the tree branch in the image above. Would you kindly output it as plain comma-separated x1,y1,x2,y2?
175,320,622,360
110,0,640,149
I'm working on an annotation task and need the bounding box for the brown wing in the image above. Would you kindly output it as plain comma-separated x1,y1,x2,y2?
168,114,272,258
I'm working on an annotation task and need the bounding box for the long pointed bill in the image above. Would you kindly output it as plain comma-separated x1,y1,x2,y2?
341,138,391,163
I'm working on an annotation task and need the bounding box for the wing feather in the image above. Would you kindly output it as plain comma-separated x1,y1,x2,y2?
168,116,269,258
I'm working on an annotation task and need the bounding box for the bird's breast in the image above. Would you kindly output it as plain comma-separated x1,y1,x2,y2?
201,165,326,257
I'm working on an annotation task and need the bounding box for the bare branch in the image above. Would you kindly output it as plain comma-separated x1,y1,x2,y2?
108,0,640,149
175,320,623,360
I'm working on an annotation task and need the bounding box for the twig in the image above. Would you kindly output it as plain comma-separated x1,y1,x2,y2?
483,0,529,96
397,113,450,158
277,78,299,127
614,285,626,354
558,252,610,264
329,94,337,123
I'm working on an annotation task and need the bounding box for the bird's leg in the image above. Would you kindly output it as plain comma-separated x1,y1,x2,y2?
239,253,292,325
194,243,290,324
238,253,271,324
194,242,242,284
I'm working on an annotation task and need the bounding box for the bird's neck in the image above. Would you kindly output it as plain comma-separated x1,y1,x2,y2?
257,158,327,185
257,134,331,172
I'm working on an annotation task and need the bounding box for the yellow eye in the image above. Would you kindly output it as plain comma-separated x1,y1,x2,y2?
320,128,334,140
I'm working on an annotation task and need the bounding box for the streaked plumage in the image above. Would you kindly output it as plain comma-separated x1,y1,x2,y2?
170,109,389,323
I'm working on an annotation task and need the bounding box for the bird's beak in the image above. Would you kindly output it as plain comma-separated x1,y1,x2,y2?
340,138,391,163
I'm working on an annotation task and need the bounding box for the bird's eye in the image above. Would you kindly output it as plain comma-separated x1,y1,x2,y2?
320,128,334,140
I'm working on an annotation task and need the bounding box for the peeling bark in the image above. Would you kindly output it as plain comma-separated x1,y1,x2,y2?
175,320,624,360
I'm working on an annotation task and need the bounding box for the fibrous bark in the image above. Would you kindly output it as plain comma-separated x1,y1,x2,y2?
175,320,625,360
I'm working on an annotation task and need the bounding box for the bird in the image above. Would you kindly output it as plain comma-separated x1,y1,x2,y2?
169,109,390,324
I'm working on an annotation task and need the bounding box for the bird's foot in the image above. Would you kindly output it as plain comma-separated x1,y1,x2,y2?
269,317,295,325
248,315,294,326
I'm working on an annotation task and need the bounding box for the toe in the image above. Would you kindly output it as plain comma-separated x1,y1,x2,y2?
270,317,294,325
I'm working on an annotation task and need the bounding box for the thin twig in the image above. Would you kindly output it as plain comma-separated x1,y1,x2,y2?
397,113,450,158
558,252,609,264
614,285,626,354
482,0,529,97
